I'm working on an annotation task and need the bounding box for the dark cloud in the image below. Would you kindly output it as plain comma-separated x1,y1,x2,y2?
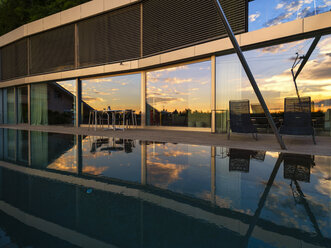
146,96,179,104
299,57,331,80
314,99,331,107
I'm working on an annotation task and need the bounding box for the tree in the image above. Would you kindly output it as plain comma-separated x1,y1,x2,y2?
0,0,91,36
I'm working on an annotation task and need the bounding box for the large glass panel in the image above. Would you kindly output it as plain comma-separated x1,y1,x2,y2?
249,0,331,32
31,80,76,126
81,73,141,125
0,89,3,124
31,83,48,125
17,86,28,124
3,88,15,124
146,61,211,127
0,129,3,160
216,35,331,136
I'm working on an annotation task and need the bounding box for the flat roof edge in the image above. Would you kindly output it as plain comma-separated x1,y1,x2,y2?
0,0,139,47
0,11,330,87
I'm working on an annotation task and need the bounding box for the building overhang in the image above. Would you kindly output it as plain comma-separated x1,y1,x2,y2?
0,9,330,88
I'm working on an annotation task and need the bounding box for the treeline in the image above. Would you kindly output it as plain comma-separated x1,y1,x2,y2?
0,0,91,36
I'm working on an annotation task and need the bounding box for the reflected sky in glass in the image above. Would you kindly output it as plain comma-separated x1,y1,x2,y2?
217,34,331,112
146,61,211,112
82,73,141,112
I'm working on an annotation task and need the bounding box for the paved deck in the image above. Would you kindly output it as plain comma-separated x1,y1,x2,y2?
1,124,331,156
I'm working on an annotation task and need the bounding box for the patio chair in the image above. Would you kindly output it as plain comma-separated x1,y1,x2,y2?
279,97,316,144
228,100,257,140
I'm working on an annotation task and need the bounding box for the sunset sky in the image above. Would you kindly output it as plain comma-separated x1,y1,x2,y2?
81,73,141,112
217,34,331,112
146,61,211,112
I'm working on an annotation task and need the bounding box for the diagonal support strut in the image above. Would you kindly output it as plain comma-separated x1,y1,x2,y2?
213,0,286,150
291,35,321,99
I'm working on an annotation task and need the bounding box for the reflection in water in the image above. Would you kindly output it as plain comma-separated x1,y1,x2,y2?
0,128,330,247
146,143,211,200
82,136,141,182
283,154,315,182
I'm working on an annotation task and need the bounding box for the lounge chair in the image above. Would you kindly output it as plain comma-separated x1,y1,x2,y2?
228,100,257,140
279,97,316,144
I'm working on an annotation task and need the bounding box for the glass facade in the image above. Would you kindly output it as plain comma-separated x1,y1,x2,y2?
31,80,76,126
3,88,15,124
0,89,3,124
0,35,329,137
82,73,141,125
146,61,211,127
17,85,28,124
216,35,331,136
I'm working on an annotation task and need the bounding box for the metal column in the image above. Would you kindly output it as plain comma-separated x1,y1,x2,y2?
213,0,286,150
76,78,82,127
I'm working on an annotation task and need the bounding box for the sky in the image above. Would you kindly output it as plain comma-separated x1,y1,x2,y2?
249,0,331,31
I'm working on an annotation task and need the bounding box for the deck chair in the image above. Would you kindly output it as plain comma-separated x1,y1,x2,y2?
228,100,257,140
279,97,316,144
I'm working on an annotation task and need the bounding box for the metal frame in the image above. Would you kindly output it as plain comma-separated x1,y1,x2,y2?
141,71,146,127
211,55,216,133
214,0,286,150
75,78,81,127
291,35,321,99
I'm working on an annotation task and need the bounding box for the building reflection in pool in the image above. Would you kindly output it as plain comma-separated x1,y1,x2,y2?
0,128,330,247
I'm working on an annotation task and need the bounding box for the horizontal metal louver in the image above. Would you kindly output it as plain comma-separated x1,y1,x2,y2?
78,4,140,67
30,24,75,75
142,0,247,56
1,38,28,80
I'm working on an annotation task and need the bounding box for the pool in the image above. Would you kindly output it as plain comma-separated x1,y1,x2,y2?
0,128,330,248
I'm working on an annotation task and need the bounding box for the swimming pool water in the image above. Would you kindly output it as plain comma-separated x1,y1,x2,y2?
0,129,330,248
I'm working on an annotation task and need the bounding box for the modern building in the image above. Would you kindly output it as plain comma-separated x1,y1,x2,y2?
0,0,330,136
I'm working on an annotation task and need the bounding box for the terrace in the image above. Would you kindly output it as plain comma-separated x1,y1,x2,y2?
1,124,331,156
0,0,330,247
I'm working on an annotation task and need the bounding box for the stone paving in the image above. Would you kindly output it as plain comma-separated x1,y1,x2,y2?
1,124,330,156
